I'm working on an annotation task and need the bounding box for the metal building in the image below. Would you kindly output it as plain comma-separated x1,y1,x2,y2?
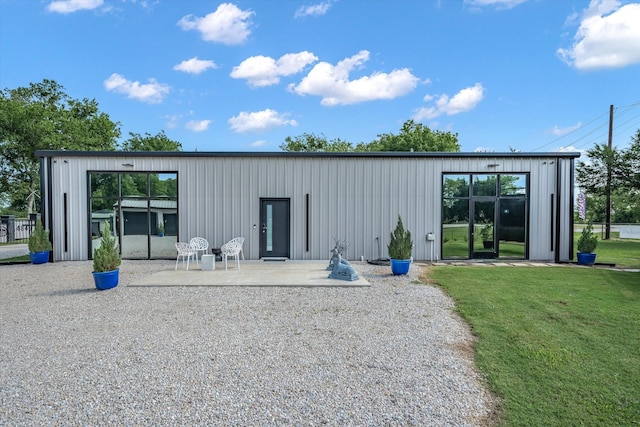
36,150,580,263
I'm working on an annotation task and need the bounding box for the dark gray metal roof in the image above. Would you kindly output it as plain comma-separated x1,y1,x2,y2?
35,150,581,159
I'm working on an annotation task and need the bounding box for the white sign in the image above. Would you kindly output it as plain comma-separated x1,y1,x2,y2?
620,225,640,239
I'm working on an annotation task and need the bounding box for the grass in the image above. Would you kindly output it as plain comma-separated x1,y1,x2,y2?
426,266,640,426
0,254,30,263
577,234,640,269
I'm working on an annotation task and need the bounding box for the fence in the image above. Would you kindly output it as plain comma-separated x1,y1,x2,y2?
0,216,37,243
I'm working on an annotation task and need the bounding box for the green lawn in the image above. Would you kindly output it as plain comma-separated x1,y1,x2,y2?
577,235,640,269
426,266,640,426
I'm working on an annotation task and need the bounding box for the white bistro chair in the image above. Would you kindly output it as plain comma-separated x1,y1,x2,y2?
175,242,196,270
221,237,245,270
189,237,209,265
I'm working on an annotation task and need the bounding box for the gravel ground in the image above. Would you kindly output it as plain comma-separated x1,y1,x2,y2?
1,260,499,426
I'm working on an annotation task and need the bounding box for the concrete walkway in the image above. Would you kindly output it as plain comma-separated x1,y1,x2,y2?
129,260,371,287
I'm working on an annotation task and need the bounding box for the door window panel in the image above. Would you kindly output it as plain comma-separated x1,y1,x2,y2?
498,198,526,259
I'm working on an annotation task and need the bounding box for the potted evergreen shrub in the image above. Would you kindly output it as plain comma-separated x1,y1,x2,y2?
577,220,598,266
388,215,413,275
92,221,121,290
28,218,52,264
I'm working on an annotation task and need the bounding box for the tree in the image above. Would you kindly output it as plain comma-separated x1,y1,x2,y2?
280,132,354,152
281,120,460,153
0,79,120,213
360,120,460,152
576,143,619,196
619,129,640,191
576,130,640,224
121,130,182,151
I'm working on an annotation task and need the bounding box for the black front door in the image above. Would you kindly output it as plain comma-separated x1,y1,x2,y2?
260,198,290,258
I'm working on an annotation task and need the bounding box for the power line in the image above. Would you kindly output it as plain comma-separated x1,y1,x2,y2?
531,100,640,152
531,109,609,152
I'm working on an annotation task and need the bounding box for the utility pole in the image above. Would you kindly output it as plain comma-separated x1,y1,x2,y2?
605,104,613,240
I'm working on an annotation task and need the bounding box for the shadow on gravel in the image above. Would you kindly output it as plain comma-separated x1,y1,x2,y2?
45,288,99,297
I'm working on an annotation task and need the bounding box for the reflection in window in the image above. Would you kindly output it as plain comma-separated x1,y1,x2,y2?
500,175,527,196
89,172,178,260
443,175,469,198
472,175,497,197
442,199,469,259
442,173,528,260
498,198,526,258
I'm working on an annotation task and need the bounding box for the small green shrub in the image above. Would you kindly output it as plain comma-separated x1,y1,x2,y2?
388,215,413,260
577,221,598,253
93,222,121,272
28,218,52,253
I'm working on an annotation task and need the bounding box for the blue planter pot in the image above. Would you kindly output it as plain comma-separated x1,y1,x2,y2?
92,269,119,290
390,259,411,275
30,251,50,265
577,252,597,266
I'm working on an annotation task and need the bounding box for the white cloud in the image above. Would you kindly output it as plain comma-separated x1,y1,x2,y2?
295,1,333,18
47,0,103,13
557,0,640,70
231,52,318,87
104,73,170,104
557,145,584,153
173,57,218,75
413,83,485,120
186,120,211,132
177,3,253,45
551,122,582,136
288,50,419,106
164,114,180,129
251,140,268,147
228,109,298,133
464,0,528,9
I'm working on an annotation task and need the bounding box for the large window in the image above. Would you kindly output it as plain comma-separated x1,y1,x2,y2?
89,172,177,260
442,174,528,260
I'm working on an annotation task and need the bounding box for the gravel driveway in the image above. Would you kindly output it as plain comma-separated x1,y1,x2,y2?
1,260,498,426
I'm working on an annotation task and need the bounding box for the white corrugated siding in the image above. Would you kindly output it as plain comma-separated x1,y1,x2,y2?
44,153,575,262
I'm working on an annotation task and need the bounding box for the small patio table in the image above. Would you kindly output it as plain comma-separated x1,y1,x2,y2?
201,254,215,271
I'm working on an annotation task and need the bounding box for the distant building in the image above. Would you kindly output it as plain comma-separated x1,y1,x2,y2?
36,150,580,262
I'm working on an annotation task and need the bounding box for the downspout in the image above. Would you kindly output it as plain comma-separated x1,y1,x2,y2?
555,157,562,263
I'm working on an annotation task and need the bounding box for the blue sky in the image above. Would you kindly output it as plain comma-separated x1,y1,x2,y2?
1,0,639,153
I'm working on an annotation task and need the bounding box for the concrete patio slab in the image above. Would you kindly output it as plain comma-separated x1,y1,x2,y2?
129,260,371,287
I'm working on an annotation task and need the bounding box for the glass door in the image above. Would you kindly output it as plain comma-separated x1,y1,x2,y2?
472,200,496,258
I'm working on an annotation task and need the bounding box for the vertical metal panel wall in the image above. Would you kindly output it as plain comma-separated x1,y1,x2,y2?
41,152,577,262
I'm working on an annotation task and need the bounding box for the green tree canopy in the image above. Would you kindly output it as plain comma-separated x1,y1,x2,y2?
279,132,354,152
619,129,640,190
358,119,460,152
576,143,620,196
0,79,120,213
281,120,460,153
121,130,182,151
576,129,640,223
